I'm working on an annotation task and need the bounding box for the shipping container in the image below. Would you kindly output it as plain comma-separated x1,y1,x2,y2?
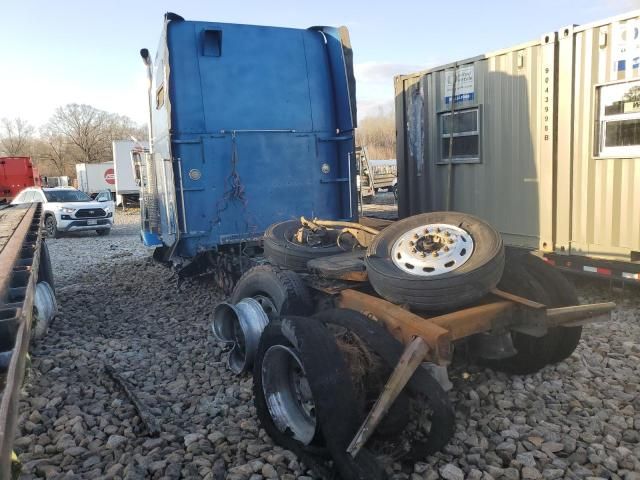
75,162,115,196
395,9,640,282
0,157,39,202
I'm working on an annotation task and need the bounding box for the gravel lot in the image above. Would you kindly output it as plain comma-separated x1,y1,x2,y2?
14,207,640,479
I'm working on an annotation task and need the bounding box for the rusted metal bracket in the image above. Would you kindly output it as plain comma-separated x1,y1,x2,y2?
546,302,615,327
347,336,429,457
337,286,616,458
337,289,452,364
490,287,546,309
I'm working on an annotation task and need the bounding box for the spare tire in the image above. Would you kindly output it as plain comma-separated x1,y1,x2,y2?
264,220,346,271
365,212,504,311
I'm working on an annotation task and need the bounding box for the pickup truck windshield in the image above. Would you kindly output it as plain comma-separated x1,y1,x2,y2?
44,190,92,202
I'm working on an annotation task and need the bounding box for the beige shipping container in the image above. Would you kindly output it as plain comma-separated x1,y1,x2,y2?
395,10,640,274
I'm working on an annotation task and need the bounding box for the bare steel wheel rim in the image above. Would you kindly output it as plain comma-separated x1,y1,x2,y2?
262,345,317,445
391,223,474,276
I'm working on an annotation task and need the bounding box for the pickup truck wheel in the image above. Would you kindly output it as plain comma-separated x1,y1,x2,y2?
365,212,504,311
44,215,61,239
264,220,345,272
231,265,313,319
96,228,111,236
253,317,385,480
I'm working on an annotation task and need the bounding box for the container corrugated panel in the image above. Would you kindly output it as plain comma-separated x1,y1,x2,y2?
396,39,549,249
397,9,640,263
557,13,640,261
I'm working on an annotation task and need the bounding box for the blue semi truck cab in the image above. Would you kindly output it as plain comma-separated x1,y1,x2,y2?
135,13,357,272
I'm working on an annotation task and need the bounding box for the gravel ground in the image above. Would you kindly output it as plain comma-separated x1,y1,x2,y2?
13,208,640,479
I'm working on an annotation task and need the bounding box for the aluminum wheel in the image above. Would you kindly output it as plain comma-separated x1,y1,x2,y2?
391,223,474,276
261,344,317,444
253,294,278,319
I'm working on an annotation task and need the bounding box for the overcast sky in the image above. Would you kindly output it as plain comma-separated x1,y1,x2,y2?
1,0,638,128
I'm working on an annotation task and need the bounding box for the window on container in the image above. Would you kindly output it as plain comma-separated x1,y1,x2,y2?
597,80,640,157
438,108,480,164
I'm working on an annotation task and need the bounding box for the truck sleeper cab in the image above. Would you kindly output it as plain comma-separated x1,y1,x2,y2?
138,13,357,271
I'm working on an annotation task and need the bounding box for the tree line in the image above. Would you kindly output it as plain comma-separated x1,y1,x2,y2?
1,105,396,177
355,112,395,160
0,104,146,177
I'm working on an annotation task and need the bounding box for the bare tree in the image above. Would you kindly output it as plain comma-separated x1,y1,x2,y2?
45,104,110,163
35,128,79,176
45,104,146,164
0,117,35,156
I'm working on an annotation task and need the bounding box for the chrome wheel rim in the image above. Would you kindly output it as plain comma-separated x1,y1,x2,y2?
262,345,317,444
391,223,474,276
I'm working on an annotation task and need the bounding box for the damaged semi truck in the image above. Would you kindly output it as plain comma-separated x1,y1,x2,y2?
135,13,357,286
135,13,617,480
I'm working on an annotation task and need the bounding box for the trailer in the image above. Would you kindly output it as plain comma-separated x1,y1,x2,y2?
0,157,40,203
0,202,57,478
394,10,640,285
356,147,397,201
75,162,115,197
210,212,614,479
112,140,147,207
135,13,357,283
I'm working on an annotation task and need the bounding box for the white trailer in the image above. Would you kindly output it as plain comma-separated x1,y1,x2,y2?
75,162,115,197
112,140,147,205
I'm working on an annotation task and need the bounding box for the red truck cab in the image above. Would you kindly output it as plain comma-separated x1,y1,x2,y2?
0,157,40,203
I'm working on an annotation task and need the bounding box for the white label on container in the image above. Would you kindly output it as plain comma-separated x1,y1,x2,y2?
445,65,474,104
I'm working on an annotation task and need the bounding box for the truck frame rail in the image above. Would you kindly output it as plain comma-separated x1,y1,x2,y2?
0,203,44,479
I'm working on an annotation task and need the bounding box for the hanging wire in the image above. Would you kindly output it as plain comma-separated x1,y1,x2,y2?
212,132,258,235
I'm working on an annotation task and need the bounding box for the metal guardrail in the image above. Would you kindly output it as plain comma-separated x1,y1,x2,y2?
0,203,43,479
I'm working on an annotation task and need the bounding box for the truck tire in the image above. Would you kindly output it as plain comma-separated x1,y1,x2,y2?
264,220,345,271
484,257,558,374
44,215,61,239
312,308,455,460
519,253,582,363
253,317,385,480
365,212,504,311
38,241,55,293
230,265,313,319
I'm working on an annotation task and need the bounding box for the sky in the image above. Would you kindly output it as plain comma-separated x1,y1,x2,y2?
1,0,639,129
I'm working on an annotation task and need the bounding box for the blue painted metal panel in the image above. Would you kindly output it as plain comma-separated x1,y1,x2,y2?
143,14,357,259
